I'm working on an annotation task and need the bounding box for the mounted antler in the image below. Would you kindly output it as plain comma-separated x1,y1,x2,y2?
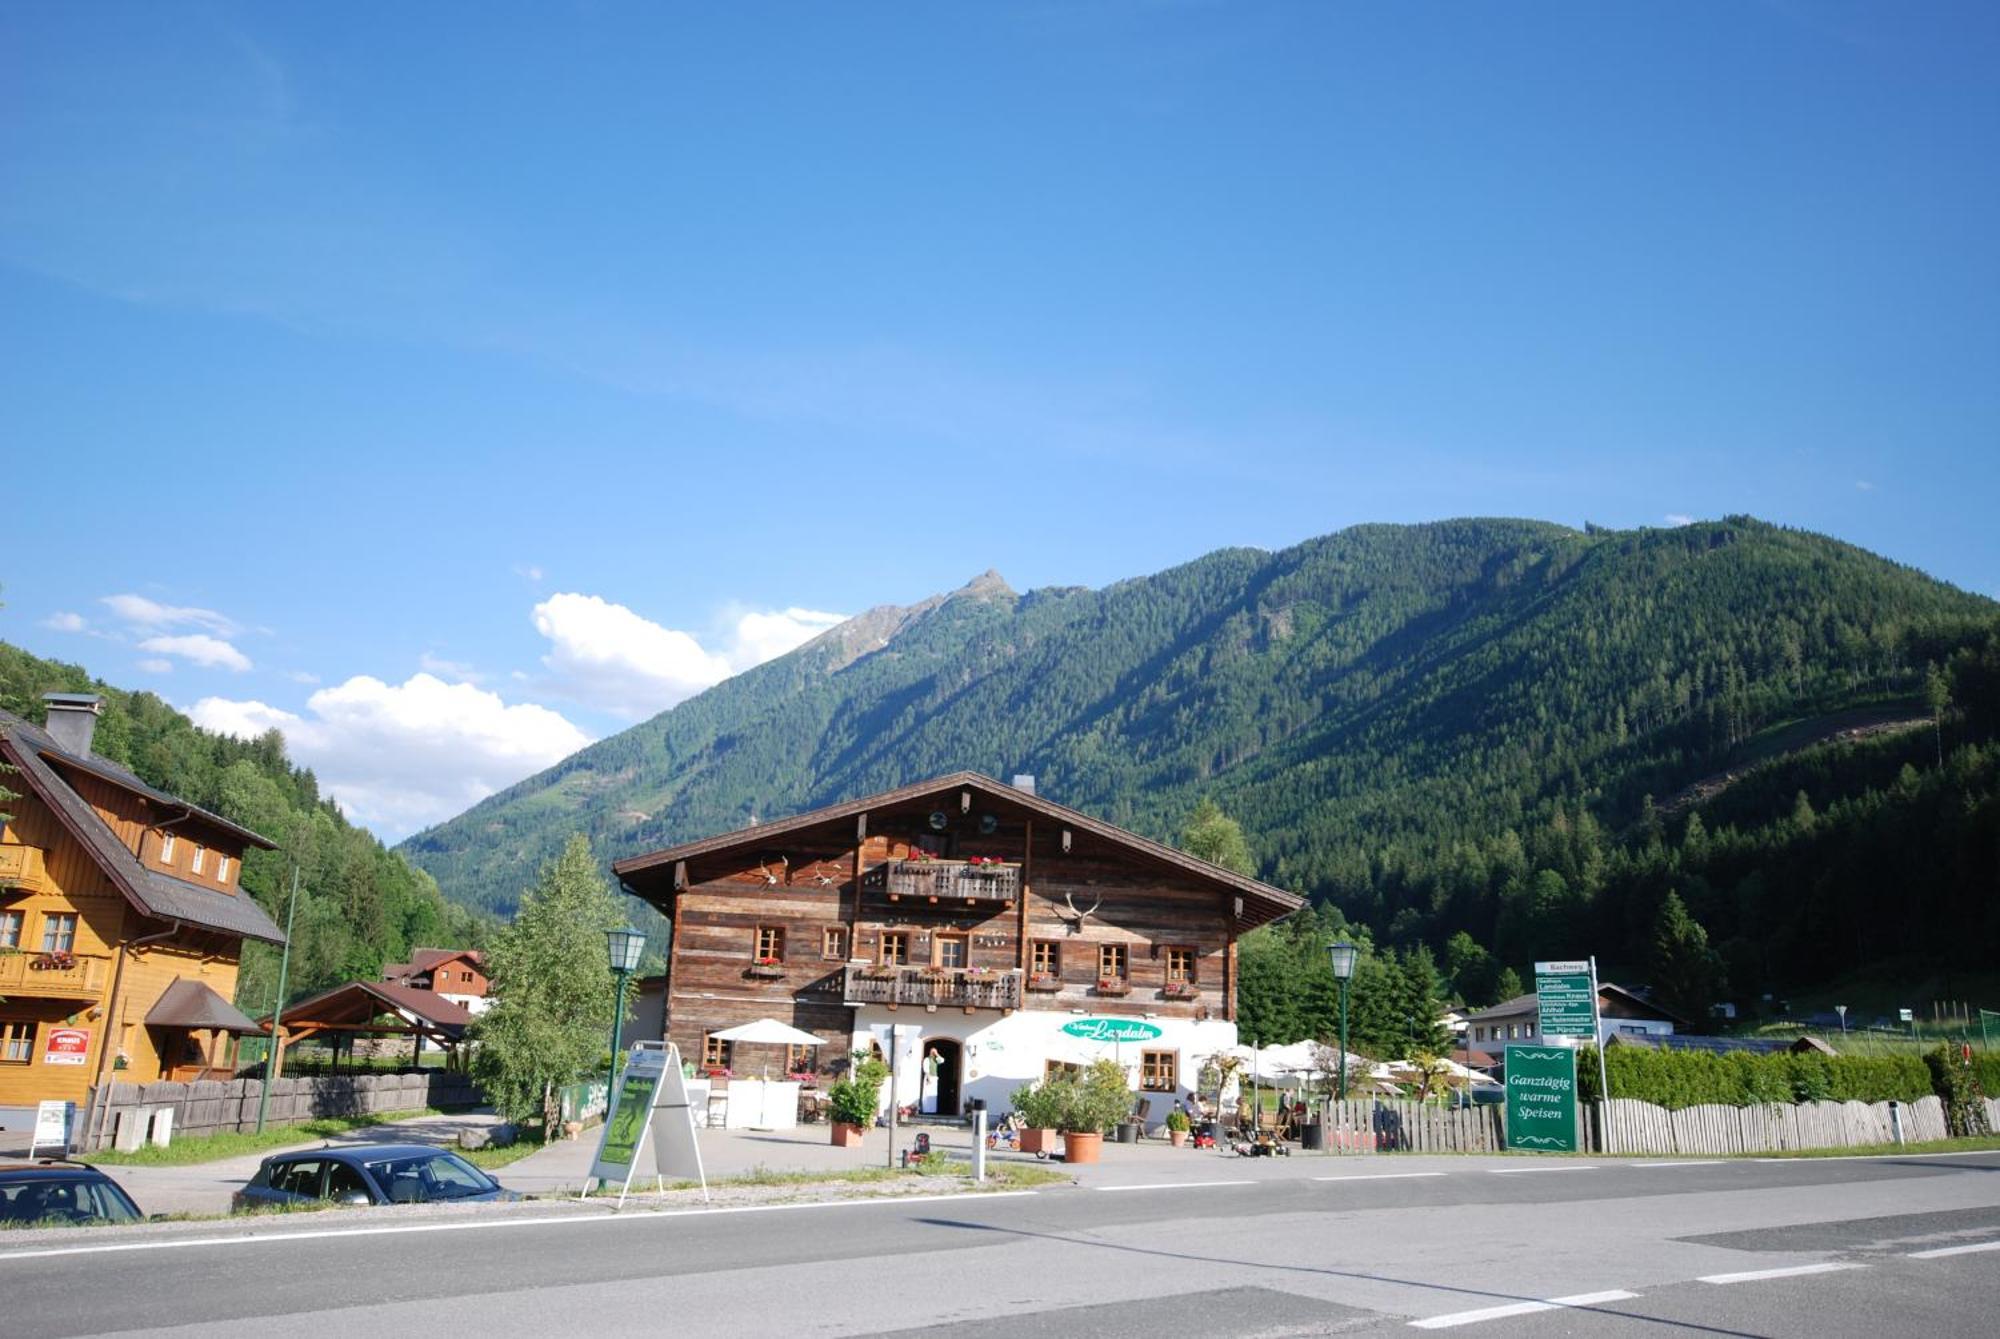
1055,890,1102,935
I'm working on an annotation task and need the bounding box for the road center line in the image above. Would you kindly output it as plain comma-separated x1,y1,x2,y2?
1907,1240,2000,1259
1409,1290,1637,1329
1095,1180,1253,1192
0,1189,1041,1263
1313,1172,1449,1182
1488,1165,1598,1174
1698,1262,1862,1284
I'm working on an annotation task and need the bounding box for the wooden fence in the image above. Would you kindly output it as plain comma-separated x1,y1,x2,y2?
1312,1094,1989,1157
85,1071,481,1150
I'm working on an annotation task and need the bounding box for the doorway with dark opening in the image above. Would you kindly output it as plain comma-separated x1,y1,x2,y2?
920,1037,962,1116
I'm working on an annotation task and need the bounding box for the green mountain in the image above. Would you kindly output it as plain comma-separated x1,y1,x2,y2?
400,516,1998,997
0,641,490,1009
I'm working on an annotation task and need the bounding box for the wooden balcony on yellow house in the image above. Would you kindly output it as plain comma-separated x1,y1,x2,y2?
0,949,109,999
0,843,49,890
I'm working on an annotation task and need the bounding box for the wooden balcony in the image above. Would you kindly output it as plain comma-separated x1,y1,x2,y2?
843,964,1021,1011
0,844,49,889
0,950,109,999
882,860,1020,907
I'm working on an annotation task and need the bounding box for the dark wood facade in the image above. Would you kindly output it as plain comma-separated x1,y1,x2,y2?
615,773,1301,1078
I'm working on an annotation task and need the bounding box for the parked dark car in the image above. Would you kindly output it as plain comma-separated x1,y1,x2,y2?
0,1161,145,1226
233,1144,518,1211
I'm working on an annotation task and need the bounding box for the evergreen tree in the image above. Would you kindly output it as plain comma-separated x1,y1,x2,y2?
1493,966,1525,1002
1649,891,1724,1024
1180,796,1254,876
470,835,626,1129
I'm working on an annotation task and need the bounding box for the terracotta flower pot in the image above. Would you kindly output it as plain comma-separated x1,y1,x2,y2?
830,1122,866,1148
1168,1129,1188,1148
1018,1127,1058,1155
1062,1131,1103,1164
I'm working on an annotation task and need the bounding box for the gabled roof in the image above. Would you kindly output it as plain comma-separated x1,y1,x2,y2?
613,771,1305,932
144,978,264,1034
264,979,474,1038
0,710,285,945
1463,983,1691,1028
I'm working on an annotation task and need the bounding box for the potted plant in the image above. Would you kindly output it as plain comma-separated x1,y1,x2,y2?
1057,1059,1134,1165
1009,1079,1065,1156
1095,976,1129,996
826,1050,890,1147
1166,1107,1191,1147
1026,972,1061,992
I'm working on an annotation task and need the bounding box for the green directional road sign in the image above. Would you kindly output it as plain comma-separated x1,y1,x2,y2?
1505,1044,1580,1152
1534,960,1596,1040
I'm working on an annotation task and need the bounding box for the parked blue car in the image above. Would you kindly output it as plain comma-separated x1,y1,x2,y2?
0,1160,145,1226
234,1143,519,1211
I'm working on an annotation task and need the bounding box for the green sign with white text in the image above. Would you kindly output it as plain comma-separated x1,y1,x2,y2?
1504,1044,1579,1152
1059,1018,1163,1042
1534,960,1596,1040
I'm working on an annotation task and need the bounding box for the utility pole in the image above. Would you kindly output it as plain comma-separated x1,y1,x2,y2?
255,863,301,1134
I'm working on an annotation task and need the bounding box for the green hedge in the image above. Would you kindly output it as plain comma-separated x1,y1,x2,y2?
1577,1046,1934,1109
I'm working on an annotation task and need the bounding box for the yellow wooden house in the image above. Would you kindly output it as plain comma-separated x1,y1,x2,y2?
1,695,283,1132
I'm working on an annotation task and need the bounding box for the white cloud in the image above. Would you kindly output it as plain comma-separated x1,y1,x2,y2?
1663,513,1695,527
136,658,174,674
286,670,321,685
531,592,848,719
138,633,253,672
101,593,239,636
41,611,87,632
190,673,593,839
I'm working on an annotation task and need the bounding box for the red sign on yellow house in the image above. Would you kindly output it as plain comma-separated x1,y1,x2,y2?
42,1027,91,1066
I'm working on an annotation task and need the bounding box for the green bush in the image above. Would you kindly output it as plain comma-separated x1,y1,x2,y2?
827,1051,890,1127
1055,1059,1136,1133
1009,1080,1066,1130
1166,1108,1192,1132
1583,1044,1934,1109
1924,1045,1993,1138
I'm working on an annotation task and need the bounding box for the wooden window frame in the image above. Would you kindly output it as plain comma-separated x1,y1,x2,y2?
754,925,785,964
933,933,969,970
1163,946,1197,984
41,913,77,953
1097,943,1128,981
880,932,909,966
0,909,22,950
821,926,849,961
1044,1059,1082,1083
786,1043,814,1074
702,1034,733,1071
1029,940,1060,977
1,1020,32,1065
1140,1049,1177,1092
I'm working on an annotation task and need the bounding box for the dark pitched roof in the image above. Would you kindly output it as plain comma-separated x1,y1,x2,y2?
613,770,1306,932
1463,983,1692,1028
264,979,474,1038
144,978,264,1034
0,710,285,945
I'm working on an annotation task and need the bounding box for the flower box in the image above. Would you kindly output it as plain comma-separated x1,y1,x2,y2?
1026,974,1062,993
1160,981,1199,999
1094,979,1130,996
31,951,77,972
744,963,786,980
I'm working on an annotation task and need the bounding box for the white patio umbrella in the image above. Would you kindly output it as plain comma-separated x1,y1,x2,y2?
708,1018,830,1046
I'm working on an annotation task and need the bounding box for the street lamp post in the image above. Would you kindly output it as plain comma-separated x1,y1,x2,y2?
605,927,646,1073
1327,941,1359,1102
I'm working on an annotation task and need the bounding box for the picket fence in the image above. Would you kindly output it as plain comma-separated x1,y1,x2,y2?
85,1071,481,1150
1311,1093,1993,1158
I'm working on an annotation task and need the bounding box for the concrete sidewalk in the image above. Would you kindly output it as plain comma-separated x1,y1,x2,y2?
89,1108,506,1217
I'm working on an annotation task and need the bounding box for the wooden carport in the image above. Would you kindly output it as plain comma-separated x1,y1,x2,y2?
258,980,474,1079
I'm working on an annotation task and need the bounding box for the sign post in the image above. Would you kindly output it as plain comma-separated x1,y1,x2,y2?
28,1101,76,1159
1536,958,1611,1152
582,1041,707,1206
1503,1044,1580,1152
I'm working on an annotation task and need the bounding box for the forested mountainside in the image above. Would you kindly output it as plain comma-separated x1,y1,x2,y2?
0,643,489,1009
401,516,1999,1000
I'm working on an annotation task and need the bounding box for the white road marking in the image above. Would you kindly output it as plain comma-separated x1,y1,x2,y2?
1753,1149,2000,1164
1628,1160,1725,1168
0,1189,1041,1263
1409,1290,1637,1328
1488,1164,1598,1174
1313,1172,1449,1182
1907,1240,2000,1259
1698,1262,1863,1284
1095,1180,1253,1192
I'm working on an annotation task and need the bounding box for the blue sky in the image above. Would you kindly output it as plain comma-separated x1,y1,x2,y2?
4,3,1996,840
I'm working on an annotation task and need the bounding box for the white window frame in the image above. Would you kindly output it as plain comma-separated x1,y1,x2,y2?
159,832,177,864
216,855,232,884
192,845,207,875
42,913,78,953
0,908,22,949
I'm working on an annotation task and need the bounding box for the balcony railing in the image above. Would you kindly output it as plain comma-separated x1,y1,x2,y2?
843,964,1022,1011
0,844,48,889
883,860,1020,906
0,950,109,999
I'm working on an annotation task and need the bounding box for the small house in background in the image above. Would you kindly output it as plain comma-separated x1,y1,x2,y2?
1,695,284,1137
381,948,491,1017
1461,982,1688,1053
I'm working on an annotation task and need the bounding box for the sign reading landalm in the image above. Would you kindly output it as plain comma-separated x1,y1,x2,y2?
1059,1018,1163,1042
1504,1044,1580,1152
1533,961,1596,1040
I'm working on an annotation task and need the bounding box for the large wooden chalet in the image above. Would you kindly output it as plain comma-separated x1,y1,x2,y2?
1,695,283,1134
614,773,1301,1124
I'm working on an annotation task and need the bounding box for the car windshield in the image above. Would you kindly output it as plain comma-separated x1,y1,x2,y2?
360,1152,496,1202
0,1176,141,1225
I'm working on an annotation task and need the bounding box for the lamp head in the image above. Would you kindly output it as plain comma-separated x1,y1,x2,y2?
606,926,647,974
1327,940,1359,981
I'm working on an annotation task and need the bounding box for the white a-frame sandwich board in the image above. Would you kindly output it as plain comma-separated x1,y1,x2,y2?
582,1040,708,1206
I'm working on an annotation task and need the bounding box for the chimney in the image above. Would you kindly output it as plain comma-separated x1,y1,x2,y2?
1011,774,1036,796
42,693,103,757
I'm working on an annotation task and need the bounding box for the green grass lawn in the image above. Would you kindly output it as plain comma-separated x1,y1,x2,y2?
1737,1134,2000,1159
456,1131,552,1173
81,1108,444,1167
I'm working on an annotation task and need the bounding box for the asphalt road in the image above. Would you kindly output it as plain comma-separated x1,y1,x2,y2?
5,1151,1997,1337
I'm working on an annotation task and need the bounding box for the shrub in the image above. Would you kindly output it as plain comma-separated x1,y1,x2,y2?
1923,1045,1993,1138
1585,1044,1934,1109
1055,1059,1135,1133
1009,1080,1066,1130
1166,1108,1191,1132
827,1051,890,1127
